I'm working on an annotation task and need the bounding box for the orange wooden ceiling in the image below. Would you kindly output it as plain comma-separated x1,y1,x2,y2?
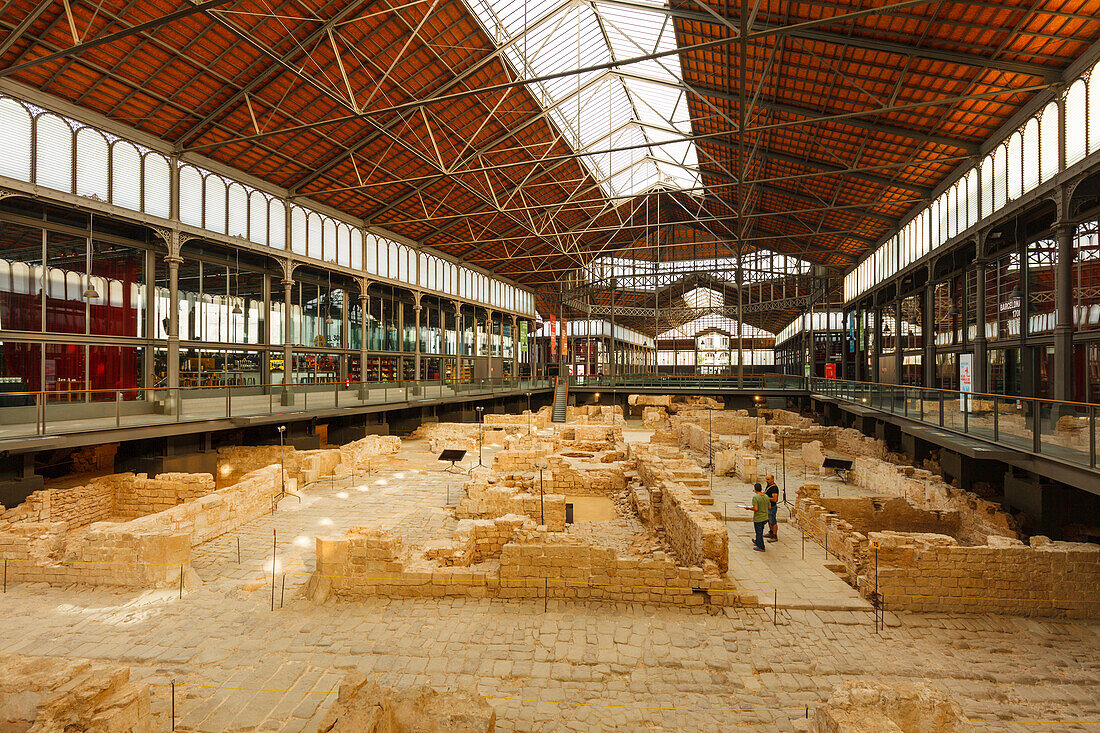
0,0,1098,291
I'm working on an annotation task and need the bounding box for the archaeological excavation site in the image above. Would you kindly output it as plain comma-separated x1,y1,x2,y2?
1,390,1097,732
5,9,1100,725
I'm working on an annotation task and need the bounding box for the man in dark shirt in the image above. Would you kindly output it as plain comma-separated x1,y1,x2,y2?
764,473,780,542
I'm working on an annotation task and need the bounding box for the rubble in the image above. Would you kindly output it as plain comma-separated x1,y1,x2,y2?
317,673,496,732
814,679,969,732
0,655,152,732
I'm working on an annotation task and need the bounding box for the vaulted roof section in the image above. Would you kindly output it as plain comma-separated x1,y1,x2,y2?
0,0,1098,291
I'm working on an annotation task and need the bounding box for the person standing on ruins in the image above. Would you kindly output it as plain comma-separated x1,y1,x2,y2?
746,483,769,551
764,474,780,542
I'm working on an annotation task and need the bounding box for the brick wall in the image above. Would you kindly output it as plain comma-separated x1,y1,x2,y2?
309,527,739,607
458,476,566,531
872,532,1100,618
112,473,217,519
632,445,728,572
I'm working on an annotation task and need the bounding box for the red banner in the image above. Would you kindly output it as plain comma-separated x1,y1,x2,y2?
549,315,557,356
825,363,836,379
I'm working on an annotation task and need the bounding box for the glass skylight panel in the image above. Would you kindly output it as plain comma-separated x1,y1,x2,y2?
464,0,701,197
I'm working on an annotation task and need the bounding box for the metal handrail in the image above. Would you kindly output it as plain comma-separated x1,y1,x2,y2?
809,376,1100,410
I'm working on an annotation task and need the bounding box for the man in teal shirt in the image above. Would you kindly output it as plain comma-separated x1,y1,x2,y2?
745,483,770,552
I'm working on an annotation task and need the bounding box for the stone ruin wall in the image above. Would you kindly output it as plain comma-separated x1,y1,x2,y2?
484,407,551,430
874,531,1100,618
794,483,1100,618
630,444,729,572
457,473,567,532
0,465,283,589
309,524,738,607
565,404,624,424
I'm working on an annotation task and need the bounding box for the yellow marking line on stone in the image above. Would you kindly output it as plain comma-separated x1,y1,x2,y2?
480,694,805,712
0,556,183,567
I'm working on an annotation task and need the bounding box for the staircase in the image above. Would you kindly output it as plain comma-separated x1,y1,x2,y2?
551,377,568,423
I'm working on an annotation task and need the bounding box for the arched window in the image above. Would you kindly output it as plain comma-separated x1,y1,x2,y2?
204,174,227,234
1007,131,1023,199
1089,65,1100,155
227,183,248,238
143,153,171,218
419,252,429,288
366,234,379,275
110,141,142,212
307,212,323,259
269,199,286,249
1066,80,1088,166
35,113,73,192
248,191,268,246
993,145,1008,210
965,169,979,230
290,207,307,255
0,99,32,181
1039,101,1059,182
178,165,204,228
350,229,363,270
980,154,994,217
322,217,337,263
336,223,350,266
1021,118,1039,192
75,127,109,200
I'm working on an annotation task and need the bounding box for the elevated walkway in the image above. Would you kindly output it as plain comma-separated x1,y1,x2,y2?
0,378,552,455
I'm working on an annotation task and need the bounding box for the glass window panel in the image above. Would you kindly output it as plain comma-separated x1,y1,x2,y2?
248,191,268,246
45,230,87,335
1040,101,1060,182
204,175,227,234
143,153,171,219
0,220,43,332
350,229,362,270
75,128,109,201
178,165,203,228
269,199,286,250
1022,118,1039,192
1066,80,1087,166
227,183,248,238
1007,131,1023,200
111,141,142,212
0,98,32,182
993,145,1008,210
290,207,307,255
90,238,144,338
35,114,73,192
1089,68,1100,155
307,212,323,260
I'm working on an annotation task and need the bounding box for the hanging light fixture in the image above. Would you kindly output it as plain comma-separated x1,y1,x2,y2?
231,250,243,314
83,275,99,300
324,271,334,325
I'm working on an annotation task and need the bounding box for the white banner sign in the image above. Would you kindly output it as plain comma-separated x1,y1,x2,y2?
959,352,973,413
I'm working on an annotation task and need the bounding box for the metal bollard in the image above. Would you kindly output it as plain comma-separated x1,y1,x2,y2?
116,391,121,427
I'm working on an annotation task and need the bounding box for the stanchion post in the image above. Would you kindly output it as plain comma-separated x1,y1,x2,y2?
237,537,241,565
773,589,777,625
873,538,881,633
171,681,176,731
544,578,548,613
179,565,184,599
801,528,805,560
270,529,277,612
281,574,286,608
3,558,6,593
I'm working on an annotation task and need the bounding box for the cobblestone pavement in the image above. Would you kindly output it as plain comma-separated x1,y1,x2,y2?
3,432,1099,731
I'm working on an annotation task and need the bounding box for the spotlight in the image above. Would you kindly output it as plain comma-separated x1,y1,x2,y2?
83,284,100,300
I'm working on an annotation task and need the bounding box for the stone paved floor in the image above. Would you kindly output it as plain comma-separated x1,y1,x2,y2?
3,425,1099,731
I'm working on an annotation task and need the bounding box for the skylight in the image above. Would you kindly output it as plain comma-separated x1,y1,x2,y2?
682,286,723,309
465,0,700,198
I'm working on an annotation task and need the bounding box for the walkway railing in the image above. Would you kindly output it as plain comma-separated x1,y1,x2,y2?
567,374,809,390
0,377,552,442
810,377,1100,471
